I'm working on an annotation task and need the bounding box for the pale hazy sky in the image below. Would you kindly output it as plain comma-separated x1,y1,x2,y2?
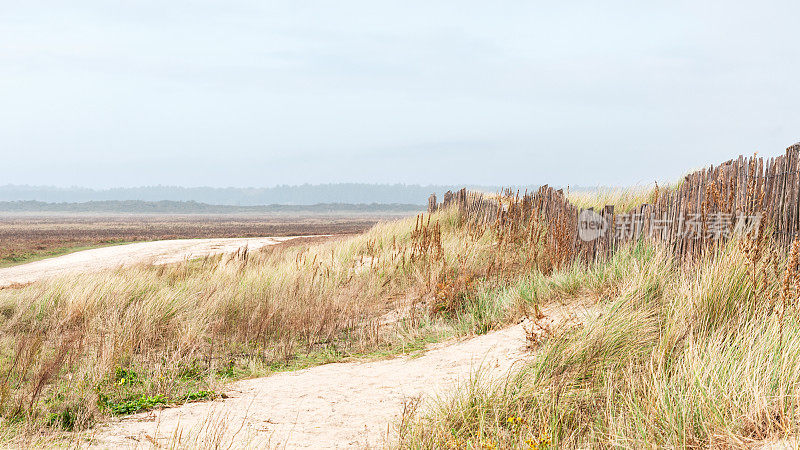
1,1,799,188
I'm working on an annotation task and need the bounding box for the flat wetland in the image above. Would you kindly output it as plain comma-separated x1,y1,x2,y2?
0,212,412,267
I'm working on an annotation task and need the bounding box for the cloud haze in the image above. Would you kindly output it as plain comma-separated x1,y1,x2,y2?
1,1,799,188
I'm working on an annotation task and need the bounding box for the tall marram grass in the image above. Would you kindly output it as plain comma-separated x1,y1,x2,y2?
398,239,800,448
0,205,552,439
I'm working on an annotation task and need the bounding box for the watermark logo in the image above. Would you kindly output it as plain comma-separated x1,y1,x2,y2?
578,209,607,242
577,211,762,242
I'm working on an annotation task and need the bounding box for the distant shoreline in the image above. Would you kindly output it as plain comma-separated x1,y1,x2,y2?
0,200,425,214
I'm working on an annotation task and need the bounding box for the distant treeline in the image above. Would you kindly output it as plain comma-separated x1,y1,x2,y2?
0,184,544,206
0,200,424,214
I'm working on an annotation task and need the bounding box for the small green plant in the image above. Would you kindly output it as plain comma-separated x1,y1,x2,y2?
182,390,213,402
105,394,168,416
113,367,139,386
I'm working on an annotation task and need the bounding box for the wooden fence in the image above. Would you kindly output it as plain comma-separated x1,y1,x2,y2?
429,143,800,261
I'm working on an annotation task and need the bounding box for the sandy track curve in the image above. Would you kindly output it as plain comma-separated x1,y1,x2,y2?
0,237,302,288
87,302,592,449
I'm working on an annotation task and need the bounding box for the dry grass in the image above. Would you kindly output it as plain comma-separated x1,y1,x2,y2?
398,236,800,448
567,186,660,212
0,206,556,444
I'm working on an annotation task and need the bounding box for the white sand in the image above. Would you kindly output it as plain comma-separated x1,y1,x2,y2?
0,237,300,288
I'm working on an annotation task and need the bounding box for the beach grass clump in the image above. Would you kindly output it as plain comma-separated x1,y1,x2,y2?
398,238,800,448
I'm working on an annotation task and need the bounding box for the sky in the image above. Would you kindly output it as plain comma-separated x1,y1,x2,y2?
1,1,799,188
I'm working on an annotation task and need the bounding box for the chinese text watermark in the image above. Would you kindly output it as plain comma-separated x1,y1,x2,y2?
578,211,761,242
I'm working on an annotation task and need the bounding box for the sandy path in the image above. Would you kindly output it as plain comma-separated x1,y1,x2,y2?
0,237,302,288
87,302,593,449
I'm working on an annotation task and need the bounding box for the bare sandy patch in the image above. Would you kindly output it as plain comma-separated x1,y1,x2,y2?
85,301,596,449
